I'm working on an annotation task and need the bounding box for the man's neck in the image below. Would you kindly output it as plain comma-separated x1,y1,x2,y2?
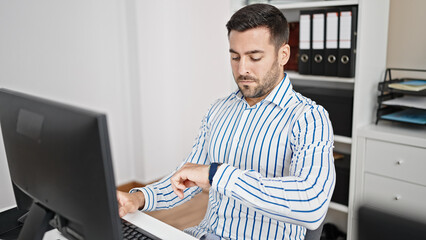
245,75,285,107
245,96,265,107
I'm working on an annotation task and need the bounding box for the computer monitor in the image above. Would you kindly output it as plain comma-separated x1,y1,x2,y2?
358,205,426,240
0,88,122,239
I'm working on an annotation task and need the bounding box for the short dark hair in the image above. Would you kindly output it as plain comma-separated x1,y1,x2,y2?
226,3,289,50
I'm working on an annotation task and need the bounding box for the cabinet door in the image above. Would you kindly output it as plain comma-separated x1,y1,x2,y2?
365,139,426,185
363,173,426,219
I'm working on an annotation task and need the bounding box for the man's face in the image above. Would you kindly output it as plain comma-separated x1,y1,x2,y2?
229,27,286,105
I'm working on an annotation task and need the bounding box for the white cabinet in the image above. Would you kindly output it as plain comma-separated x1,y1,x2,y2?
365,139,426,185
364,173,426,215
353,124,426,239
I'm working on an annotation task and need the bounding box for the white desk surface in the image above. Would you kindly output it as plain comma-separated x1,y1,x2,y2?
43,211,197,240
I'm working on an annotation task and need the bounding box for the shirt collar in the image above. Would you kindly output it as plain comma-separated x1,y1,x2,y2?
233,73,294,109
264,73,293,109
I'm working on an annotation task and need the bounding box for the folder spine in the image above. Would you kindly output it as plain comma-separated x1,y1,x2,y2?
298,10,312,75
311,10,326,75
338,6,358,78
296,6,358,78
324,9,340,76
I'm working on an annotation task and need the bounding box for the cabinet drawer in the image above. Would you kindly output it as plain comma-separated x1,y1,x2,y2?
364,173,426,218
365,139,426,185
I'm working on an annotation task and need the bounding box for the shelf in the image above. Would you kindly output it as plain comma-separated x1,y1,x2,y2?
358,124,426,148
329,201,349,213
287,71,355,84
270,0,358,10
334,135,352,144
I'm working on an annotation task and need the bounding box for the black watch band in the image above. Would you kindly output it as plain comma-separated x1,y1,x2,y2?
208,163,221,186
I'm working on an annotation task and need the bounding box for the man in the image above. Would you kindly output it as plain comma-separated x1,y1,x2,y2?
117,3,335,239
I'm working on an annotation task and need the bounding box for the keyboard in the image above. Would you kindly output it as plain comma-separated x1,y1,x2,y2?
121,219,160,240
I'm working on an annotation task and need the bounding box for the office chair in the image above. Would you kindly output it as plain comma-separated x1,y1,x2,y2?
304,223,324,240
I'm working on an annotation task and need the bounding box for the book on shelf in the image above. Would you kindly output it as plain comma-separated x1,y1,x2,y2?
286,22,299,71
388,80,426,92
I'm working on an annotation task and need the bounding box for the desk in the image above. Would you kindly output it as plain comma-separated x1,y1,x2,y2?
43,211,196,240
40,211,197,240
1,205,196,240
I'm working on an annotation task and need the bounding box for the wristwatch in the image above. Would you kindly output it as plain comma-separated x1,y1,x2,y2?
208,163,222,186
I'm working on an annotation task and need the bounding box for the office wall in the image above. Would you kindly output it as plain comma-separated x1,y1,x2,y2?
387,0,426,71
0,0,135,210
130,1,233,182
0,0,232,210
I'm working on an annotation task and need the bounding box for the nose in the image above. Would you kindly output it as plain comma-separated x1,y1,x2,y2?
237,57,250,76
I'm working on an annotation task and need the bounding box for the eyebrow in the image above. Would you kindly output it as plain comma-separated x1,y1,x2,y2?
229,49,265,55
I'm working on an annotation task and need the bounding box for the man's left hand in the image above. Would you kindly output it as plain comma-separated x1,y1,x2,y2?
170,163,210,199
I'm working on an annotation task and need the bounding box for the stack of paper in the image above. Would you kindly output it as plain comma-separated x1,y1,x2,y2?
382,96,426,110
388,80,426,92
381,109,426,125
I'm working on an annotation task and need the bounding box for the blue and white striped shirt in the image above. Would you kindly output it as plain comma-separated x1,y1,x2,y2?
133,74,335,239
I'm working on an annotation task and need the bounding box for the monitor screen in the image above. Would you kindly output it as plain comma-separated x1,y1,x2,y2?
0,88,122,239
358,206,426,239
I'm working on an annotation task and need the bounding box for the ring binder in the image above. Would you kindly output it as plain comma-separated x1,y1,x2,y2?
325,9,339,76
298,10,312,75
296,6,358,78
311,10,326,75
337,6,357,78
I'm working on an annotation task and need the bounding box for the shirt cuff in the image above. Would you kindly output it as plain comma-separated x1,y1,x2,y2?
129,186,156,212
211,163,242,198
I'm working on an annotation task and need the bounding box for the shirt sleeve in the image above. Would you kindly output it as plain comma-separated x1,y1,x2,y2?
211,105,335,230
130,100,219,212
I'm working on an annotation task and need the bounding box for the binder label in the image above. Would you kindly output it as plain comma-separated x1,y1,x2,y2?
339,11,352,49
326,12,338,49
300,14,311,50
313,13,325,49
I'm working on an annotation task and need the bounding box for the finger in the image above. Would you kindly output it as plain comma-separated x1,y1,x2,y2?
170,177,179,195
122,202,137,214
116,190,122,202
117,191,128,207
173,176,188,190
119,206,126,218
176,189,184,199
171,173,187,189
183,180,197,188
172,184,184,199
170,177,185,199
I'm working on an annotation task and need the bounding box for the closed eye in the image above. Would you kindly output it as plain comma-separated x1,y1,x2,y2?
251,57,261,62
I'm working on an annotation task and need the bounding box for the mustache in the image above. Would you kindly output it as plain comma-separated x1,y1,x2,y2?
237,75,257,81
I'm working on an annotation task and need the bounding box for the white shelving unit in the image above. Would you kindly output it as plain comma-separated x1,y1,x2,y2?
334,135,352,145
270,0,358,9
287,71,355,83
329,201,349,213
234,1,390,239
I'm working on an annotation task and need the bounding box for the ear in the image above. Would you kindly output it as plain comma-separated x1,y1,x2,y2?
278,43,290,67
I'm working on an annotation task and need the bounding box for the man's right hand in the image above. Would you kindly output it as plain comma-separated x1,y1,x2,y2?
117,190,145,218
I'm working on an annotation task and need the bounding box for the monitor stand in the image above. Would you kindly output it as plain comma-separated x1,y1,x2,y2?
18,203,53,240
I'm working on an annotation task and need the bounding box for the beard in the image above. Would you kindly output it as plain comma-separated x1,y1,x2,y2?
236,59,281,99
